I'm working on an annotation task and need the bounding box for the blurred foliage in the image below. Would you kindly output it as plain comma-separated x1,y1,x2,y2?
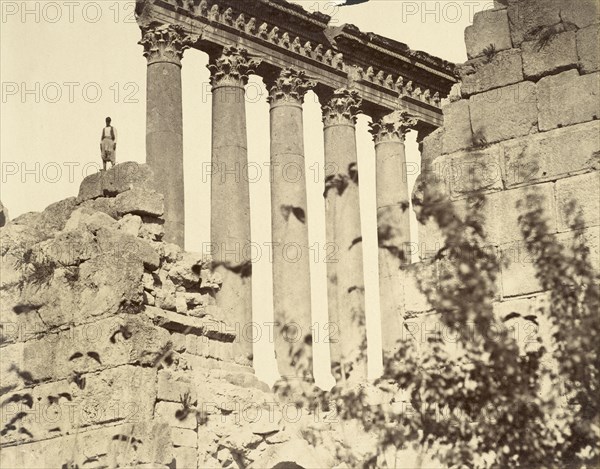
275,186,599,468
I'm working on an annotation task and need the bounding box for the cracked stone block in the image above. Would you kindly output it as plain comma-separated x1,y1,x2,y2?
538,70,600,131
459,49,523,97
77,162,155,203
115,187,164,217
465,8,512,59
470,81,538,144
522,31,578,80
578,24,600,74
507,0,562,46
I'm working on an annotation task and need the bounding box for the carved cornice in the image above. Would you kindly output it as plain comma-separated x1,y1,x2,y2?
267,68,316,105
139,23,198,66
208,46,262,88
322,88,362,127
369,110,418,144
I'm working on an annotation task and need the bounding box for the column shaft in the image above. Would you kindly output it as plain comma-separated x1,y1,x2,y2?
370,111,417,356
322,88,367,382
209,47,260,367
140,24,195,248
268,69,315,381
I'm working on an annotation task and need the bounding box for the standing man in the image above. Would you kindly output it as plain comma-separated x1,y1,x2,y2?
100,117,117,170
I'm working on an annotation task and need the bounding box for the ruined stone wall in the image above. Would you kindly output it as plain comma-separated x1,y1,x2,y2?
408,0,599,337
0,163,333,469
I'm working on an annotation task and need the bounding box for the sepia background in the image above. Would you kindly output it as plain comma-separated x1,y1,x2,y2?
1,0,494,388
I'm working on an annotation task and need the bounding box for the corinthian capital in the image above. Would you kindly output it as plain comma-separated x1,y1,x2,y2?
208,46,262,88
321,88,362,126
139,24,198,66
267,68,316,105
369,110,418,144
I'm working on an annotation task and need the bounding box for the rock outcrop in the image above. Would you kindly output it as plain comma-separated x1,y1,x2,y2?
0,163,332,468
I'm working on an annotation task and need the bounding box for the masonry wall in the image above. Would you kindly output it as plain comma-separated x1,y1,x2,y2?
0,163,333,469
407,0,599,335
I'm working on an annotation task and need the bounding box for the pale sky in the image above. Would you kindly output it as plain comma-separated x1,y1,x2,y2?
0,0,491,387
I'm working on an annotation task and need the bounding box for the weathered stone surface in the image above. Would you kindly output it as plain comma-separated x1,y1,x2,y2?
12,197,77,241
174,445,198,468
64,207,118,233
503,121,600,186
172,427,198,448
459,49,523,97
464,8,512,59
557,226,600,274
484,183,557,244
79,196,118,219
577,24,600,74
470,81,538,144
115,187,164,217
37,228,99,265
139,219,165,241
507,0,562,46
556,172,600,231
421,127,444,163
433,145,505,198
155,401,198,429
0,200,8,227
1,314,170,388
500,240,543,297
95,227,160,271
441,100,473,154
77,162,155,203
562,0,600,29
118,213,143,236
0,421,173,468
538,70,600,131
522,31,578,79
0,366,157,445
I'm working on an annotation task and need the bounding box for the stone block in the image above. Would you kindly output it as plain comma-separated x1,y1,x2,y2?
118,213,143,236
0,421,173,468
420,127,444,162
470,81,538,144
155,401,198,430
459,49,523,97
3,314,170,388
64,207,118,233
578,24,600,74
441,100,473,154
503,121,600,186
115,187,164,217
562,0,600,29
79,196,118,219
522,31,578,80
95,227,160,271
500,240,543,297
157,369,196,403
431,145,505,198
172,427,198,448
556,172,600,231
465,8,512,59
538,70,600,131
77,162,155,203
507,0,562,46
484,183,557,245
558,226,600,273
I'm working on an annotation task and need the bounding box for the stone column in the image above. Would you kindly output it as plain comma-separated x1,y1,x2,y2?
266,68,316,381
369,111,417,356
208,46,261,367
139,24,196,248
322,88,367,382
